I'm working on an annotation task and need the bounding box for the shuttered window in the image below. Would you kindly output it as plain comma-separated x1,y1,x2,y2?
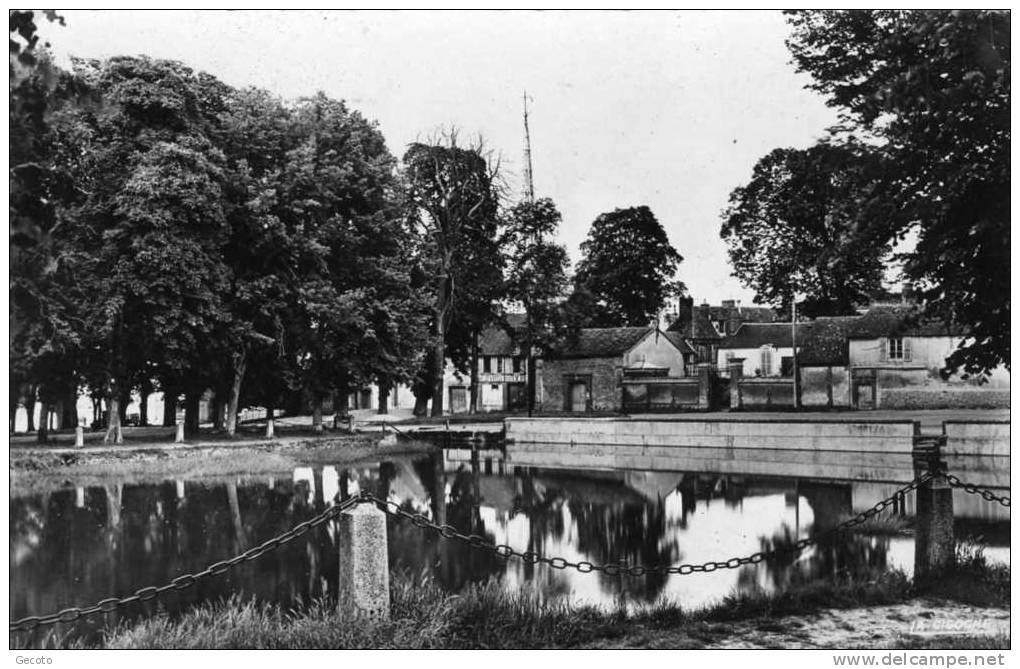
888,338,904,360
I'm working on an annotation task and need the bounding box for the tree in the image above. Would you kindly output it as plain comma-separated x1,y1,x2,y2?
503,198,570,415
785,9,1010,375
720,143,892,317
571,206,684,327
403,132,503,416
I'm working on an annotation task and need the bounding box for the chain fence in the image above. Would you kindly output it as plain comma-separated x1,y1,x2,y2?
366,473,934,576
11,467,1009,635
945,473,1011,507
9,495,361,634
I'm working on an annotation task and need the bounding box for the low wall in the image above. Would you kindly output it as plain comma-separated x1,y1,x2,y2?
622,379,700,412
881,387,1011,410
735,378,795,409
505,417,918,453
800,366,851,408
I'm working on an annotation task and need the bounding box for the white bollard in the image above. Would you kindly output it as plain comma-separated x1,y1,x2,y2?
266,418,275,439
175,480,185,500
338,502,390,620
175,421,185,443
75,426,84,448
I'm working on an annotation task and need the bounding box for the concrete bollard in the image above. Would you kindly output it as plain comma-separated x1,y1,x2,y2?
266,418,275,439
75,426,85,448
175,421,185,443
914,473,955,579
338,502,390,620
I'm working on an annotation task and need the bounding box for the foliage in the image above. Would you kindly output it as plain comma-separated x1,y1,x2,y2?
402,133,504,414
721,142,891,317
571,206,685,327
784,9,1010,375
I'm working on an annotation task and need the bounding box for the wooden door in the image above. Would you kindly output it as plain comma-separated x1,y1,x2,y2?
569,381,588,413
449,387,468,414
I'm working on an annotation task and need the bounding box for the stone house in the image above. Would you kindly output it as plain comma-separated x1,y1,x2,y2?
845,305,1009,409
538,327,693,413
669,298,778,370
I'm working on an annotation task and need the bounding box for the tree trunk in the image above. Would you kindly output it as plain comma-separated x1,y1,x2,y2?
24,385,36,433
225,351,246,437
118,388,129,424
163,390,178,427
183,392,200,437
430,336,446,417
62,388,78,429
469,330,480,414
211,395,225,431
377,382,389,415
138,388,148,427
311,394,323,432
37,399,50,443
266,405,274,421
527,347,537,417
104,394,123,444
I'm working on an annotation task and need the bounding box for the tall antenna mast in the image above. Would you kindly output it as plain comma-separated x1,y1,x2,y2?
522,90,535,203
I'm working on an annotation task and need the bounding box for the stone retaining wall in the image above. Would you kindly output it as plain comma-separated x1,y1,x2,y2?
880,387,1010,410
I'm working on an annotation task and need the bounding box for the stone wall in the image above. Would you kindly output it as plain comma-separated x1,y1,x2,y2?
881,388,1011,410
539,357,620,412
800,366,851,408
735,378,795,408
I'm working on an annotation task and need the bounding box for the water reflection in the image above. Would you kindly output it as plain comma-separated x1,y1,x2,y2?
9,448,1009,645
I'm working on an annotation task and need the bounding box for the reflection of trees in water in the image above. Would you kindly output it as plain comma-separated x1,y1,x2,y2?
735,522,893,597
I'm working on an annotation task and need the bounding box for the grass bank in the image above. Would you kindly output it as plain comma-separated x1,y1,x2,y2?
9,432,434,495
33,545,1008,650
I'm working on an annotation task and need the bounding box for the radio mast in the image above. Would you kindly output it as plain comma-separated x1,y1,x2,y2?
522,90,535,203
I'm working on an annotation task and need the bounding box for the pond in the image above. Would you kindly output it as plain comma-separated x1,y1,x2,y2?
9,446,1009,645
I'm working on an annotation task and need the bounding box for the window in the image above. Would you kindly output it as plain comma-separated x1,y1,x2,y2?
888,338,904,360
495,357,503,373
512,356,522,373
759,345,774,376
483,356,492,373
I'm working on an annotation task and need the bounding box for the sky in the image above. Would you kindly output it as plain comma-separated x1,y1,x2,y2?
43,9,842,306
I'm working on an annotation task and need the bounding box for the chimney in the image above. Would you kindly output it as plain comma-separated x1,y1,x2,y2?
672,297,694,333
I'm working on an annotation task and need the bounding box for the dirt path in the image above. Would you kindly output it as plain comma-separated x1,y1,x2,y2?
594,599,1010,649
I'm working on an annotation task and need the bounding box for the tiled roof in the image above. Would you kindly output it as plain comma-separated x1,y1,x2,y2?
706,305,778,323
663,331,698,355
846,305,967,338
550,327,653,359
798,316,859,366
667,307,722,340
720,322,813,349
477,314,527,355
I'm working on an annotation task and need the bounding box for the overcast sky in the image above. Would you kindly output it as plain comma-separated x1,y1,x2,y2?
44,9,841,307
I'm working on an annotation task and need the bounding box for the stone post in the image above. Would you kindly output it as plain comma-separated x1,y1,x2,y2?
265,417,275,439
75,426,85,448
338,502,390,620
175,420,185,443
697,363,713,411
728,360,745,410
914,444,955,580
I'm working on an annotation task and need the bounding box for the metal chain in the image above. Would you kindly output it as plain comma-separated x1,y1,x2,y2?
366,473,934,578
9,495,361,634
945,473,1011,507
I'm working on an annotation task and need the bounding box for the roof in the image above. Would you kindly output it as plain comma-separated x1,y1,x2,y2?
706,304,778,323
719,322,813,350
477,314,527,355
551,327,653,359
846,305,967,339
663,331,699,355
798,316,859,366
667,306,722,340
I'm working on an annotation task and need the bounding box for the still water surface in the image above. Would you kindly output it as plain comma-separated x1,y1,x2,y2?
10,448,1008,643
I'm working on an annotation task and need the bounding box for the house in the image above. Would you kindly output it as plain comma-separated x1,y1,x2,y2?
845,305,1009,409
796,315,860,408
669,298,778,369
716,322,811,378
538,327,694,413
449,315,528,414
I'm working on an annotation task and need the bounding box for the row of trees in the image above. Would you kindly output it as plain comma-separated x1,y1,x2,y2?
721,10,1009,377
10,12,687,439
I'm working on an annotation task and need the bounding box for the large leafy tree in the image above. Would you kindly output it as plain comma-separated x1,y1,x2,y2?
402,133,503,416
785,9,1010,375
571,206,684,327
721,143,892,317
503,198,570,415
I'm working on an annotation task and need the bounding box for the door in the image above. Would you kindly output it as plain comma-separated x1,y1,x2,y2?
852,371,876,410
506,383,526,411
449,387,468,414
569,381,588,413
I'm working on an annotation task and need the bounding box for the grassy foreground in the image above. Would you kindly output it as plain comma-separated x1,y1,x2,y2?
40,545,1008,650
